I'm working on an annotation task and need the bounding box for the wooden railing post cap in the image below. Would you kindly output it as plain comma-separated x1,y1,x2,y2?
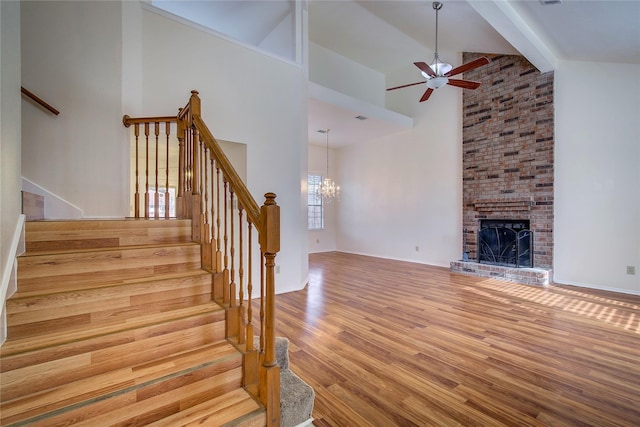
264,192,277,206
260,193,280,253
190,90,199,96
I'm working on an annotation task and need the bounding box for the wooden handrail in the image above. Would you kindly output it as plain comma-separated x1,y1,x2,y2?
123,90,281,426
21,86,60,115
192,115,261,226
122,115,177,127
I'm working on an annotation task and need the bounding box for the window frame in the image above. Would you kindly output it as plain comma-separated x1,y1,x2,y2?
307,174,324,230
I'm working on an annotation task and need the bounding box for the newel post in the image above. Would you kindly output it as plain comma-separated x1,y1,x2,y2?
189,90,202,241
259,192,280,427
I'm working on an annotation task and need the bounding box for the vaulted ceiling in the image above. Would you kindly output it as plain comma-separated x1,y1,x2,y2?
308,0,640,146
152,1,640,147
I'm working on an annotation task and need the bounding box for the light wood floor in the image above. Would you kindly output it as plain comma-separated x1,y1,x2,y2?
274,252,640,427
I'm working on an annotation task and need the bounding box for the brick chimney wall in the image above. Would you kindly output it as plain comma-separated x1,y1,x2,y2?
462,53,554,269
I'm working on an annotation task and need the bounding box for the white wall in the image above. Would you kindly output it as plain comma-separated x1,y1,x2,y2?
554,60,640,295
18,1,309,294
21,1,126,218
309,42,385,107
336,64,463,267
137,6,308,293
1,0,23,344
308,143,338,253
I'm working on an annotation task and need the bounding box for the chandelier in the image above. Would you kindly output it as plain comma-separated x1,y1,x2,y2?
317,129,339,200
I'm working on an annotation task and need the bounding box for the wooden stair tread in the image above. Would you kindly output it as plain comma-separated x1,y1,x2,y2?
23,373,262,427
146,388,264,427
10,268,212,299
25,219,193,254
1,301,224,356
1,316,226,400
2,218,267,426
1,341,244,425
22,240,199,257
17,245,202,295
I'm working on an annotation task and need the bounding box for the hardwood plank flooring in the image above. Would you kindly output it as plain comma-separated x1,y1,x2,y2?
275,252,640,426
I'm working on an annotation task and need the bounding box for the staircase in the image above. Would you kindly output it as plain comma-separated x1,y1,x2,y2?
0,219,265,426
2,90,315,426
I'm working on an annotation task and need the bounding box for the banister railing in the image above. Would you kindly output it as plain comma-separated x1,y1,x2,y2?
21,86,60,115
123,90,280,426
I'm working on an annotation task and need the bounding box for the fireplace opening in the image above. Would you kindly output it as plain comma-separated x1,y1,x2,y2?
478,219,533,268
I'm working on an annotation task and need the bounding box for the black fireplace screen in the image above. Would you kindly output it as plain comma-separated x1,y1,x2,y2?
478,219,533,268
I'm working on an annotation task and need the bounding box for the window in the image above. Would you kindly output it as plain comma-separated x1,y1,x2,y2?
308,174,323,230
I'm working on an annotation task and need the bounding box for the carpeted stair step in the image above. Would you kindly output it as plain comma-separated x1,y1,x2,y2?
255,336,315,427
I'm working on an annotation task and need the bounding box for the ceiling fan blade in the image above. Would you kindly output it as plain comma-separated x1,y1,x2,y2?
445,57,489,77
414,62,436,77
387,81,426,91
447,79,481,90
419,88,434,102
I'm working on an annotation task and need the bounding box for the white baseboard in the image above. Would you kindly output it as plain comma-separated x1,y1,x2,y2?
294,418,314,427
22,176,83,219
1,214,25,345
552,278,640,296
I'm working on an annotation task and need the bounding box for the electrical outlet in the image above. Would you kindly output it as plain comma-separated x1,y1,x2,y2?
276,265,281,274
415,246,419,252
627,266,635,275
316,239,320,244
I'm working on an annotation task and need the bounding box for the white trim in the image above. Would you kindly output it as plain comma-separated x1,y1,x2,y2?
294,418,314,427
336,250,449,269
468,0,557,73
22,176,84,219
1,214,25,308
309,82,413,130
552,278,640,297
142,2,303,70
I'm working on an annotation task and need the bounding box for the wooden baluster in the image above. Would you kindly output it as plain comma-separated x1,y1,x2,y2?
222,179,230,306
185,126,193,219
210,157,217,271
238,204,245,345
228,188,238,338
185,127,193,192
243,219,259,389
144,122,150,218
164,121,170,218
260,250,265,352
154,122,160,219
192,127,200,240
201,146,211,270
216,166,222,272
176,116,185,218
134,123,140,218
247,221,254,346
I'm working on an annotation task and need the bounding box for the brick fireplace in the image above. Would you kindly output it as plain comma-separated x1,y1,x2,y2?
451,53,554,285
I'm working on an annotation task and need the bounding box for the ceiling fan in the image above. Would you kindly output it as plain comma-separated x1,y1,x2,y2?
387,1,489,102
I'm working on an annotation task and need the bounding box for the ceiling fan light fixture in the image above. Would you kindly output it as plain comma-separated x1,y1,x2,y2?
385,1,489,102
427,76,449,89
430,61,452,75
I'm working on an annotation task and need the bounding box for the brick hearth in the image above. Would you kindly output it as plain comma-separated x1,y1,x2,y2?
450,261,550,286
455,53,554,283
